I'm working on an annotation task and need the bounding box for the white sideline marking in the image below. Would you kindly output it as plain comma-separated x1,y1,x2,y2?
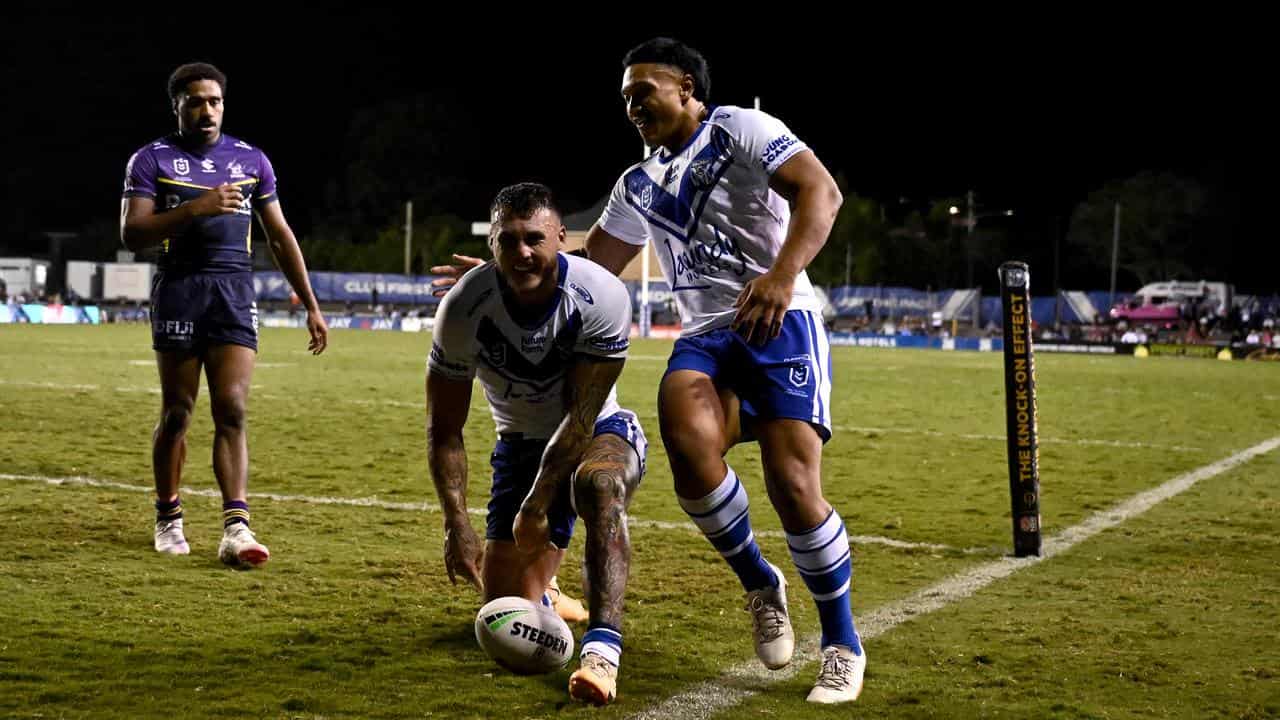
0,380,99,391
0,473,966,554
5,380,1202,453
625,435,1280,720
838,425,1204,453
336,398,420,409
125,360,294,368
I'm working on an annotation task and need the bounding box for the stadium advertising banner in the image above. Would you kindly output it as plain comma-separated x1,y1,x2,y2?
827,333,1000,352
253,272,442,306
1,304,101,324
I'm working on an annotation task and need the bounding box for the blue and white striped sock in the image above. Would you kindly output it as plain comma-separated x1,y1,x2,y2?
678,467,777,592
787,509,863,654
581,623,623,667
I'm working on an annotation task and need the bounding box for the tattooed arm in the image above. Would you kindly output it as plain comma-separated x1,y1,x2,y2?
426,370,483,589
513,356,625,550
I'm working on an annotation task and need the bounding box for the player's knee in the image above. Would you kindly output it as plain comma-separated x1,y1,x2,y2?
660,414,722,463
763,455,820,485
574,464,626,516
767,479,823,508
210,395,247,430
764,468,826,513
158,403,193,436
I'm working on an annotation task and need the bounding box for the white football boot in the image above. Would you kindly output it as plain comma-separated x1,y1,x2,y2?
806,644,867,704
743,562,795,669
154,518,190,555
218,523,270,568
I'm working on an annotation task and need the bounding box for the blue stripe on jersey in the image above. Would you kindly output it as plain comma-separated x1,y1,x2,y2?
655,123,706,165
474,308,582,391
622,127,735,239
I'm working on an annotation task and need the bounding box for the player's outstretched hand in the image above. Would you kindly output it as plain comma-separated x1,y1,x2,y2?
429,254,485,297
444,518,484,591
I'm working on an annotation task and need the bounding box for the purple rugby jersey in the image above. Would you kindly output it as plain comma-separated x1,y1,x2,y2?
122,133,278,273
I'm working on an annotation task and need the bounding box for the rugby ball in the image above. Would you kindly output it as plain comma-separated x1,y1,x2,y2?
474,596,575,675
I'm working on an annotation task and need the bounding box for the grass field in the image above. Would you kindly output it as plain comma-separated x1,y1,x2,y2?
1,324,1278,719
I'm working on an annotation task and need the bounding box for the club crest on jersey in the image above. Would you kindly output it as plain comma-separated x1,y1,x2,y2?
639,184,654,210
788,364,810,388
227,161,245,178
172,158,190,175
688,159,715,190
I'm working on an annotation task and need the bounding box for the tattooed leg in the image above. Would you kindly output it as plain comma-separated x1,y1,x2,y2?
573,433,641,629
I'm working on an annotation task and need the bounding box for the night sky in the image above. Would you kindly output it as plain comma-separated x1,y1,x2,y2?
4,8,1267,291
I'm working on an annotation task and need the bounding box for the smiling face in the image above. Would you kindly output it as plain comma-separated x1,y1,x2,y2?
621,62,702,152
489,206,564,304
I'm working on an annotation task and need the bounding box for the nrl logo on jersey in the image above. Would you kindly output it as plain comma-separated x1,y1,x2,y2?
172,158,190,175
639,184,654,210
483,341,507,368
688,159,715,190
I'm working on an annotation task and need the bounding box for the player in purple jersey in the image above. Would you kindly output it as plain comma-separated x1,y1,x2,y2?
120,62,328,568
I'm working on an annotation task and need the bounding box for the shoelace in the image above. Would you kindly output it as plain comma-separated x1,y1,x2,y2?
815,649,852,690
581,653,616,678
156,521,182,535
744,594,785,641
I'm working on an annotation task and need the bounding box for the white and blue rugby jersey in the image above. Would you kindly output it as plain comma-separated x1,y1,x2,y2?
598,106,824,336
428,253,632,438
